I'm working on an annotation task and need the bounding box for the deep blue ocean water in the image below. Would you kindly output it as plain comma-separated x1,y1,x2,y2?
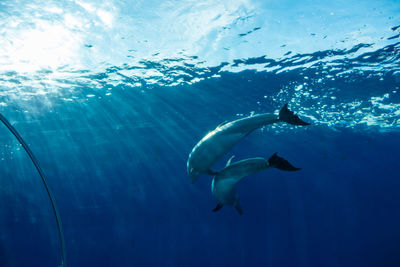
0,1,400,267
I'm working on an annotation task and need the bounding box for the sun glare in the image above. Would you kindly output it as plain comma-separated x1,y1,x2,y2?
3,21,82,73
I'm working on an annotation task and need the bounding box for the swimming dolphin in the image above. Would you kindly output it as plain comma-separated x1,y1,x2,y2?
187,104,309,183
211,153,300,215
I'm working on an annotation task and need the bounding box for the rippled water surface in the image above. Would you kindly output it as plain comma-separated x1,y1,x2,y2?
1,1,400,267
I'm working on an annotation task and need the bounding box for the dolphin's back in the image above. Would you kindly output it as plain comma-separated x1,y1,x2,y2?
219,113,279,134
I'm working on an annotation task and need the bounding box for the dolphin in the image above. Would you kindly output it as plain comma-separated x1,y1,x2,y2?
211,153,300,215
187,104,309,183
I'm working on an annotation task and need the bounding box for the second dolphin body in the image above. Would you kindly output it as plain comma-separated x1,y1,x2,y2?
211,153,300,215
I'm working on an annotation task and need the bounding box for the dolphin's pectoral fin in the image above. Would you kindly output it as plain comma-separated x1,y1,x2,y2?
268,152,301,171
212,203,223,212
207,169,219,175
279,103,310,126
226,155,235,167
235,202,243,215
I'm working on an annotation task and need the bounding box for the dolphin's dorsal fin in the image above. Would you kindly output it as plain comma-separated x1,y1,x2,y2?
212,203,223,212
226,155,235,167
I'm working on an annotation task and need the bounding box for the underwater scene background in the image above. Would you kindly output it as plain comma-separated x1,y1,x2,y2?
0,0,400,266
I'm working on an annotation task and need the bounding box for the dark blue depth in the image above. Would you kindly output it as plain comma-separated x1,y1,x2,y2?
1,65,400,267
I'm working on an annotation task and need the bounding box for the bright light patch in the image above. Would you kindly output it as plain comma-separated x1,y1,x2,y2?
97,9,113,27
1,21,82,73
64,13,84,28
44,7,64,14
76,0,96,12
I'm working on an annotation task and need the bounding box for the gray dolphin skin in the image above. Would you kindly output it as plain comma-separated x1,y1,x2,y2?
211,153,300,215
187,104,310,183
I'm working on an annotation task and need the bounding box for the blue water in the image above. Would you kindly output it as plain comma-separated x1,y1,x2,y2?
1,0,400,266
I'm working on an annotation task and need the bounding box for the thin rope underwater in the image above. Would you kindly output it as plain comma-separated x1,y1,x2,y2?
0,113,67,267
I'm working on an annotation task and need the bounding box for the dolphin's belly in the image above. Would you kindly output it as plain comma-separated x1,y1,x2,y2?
212,178,237,205
188,131,244,172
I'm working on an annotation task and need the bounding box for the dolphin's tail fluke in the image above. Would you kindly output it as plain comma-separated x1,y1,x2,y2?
279,103,310,126
268,153,301,171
